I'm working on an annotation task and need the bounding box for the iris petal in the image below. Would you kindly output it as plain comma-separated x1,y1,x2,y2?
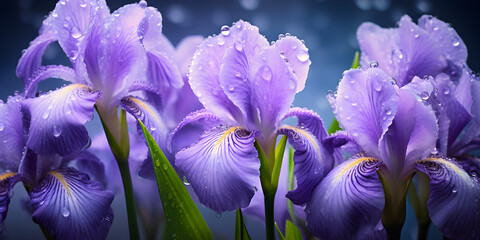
175,126,259,212
29,168,114,240
0,173,21,224
278,108,340,204
416,158,480,239
23,65,76,97
0,97,26,172
306,156,384,239
22,84,100,156
333,68,398,160
120,96,168,148
16,33,57,83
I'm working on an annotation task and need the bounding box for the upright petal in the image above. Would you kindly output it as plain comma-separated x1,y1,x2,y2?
175,126,260,212
97,4,147,104
381,88,438,173
29,168,114,240
188,20,268,124
0,97,26,172
22,84,100,156
120,96,168,148
416,158,480,239
306,155,384,239
278,108,339,204
418,15,468,67
249,46,297,141
176,36,204,74
23,65,76,98
46,0,109,84
333,68,398,159
273,36,311,92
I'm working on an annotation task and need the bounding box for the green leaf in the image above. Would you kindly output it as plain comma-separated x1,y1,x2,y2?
271,135,288,189
139,120,212,240
286,147,297,223
328,118,341,134
119,109,130,158
285,220,303,240
254,139,271,189
274,222,285,240
351,51,360,69
235,209,251,240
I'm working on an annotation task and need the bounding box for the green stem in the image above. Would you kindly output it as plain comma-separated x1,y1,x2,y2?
117,159,140,240
96,105,139,240
264,190,276,240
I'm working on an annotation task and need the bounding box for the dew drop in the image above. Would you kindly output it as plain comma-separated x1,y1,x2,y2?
452,188,457,193
183,176,190,186
452,37,460,47
71,27,82,39
288,79,296,90
420,91,429,100
162,163,168,170
167,193,173,199
296,50,309,62
390,78,397,85
443,87,450,95
370,61,379,68
42,111,50,119
374,81,383,91
216,37,224,46
234,41,243,51
351,102,358,107
62,207,70,217
385,107,392,115
139,0,147,8
220,25,230,36
262,66,272,81
0,123,4,131
53,125,62,137
227,84,235,92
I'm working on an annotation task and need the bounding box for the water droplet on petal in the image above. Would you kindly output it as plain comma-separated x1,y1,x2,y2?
62,207,70,217
139,0,147,8
370,61,379,68
216,37,224,46
443,87,450,95
288,79,296,90
53,125,62,137
452,188,457,193
220,25,230,36
262,66,272,81
227,84,235,92
234,41,243,51
374,81,383,91
420,91,430,100
452,36,460,47
296,50,309,62
0,123,4,131
183,176,190,186
42,111,50,119
385,107,392,115
71,26,82,39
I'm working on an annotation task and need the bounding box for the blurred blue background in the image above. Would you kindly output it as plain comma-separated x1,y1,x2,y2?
1,0,479,239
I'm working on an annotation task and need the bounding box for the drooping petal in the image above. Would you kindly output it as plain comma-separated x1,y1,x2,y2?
175,126,260,212
0,173,21,224
333,68,398,159
16,33,57,83
273,36,311,92
249,46,297,141
29,168,114,240
168,109,222,153
306,156,384,239
120,96,168,148
23,65,76,98
0,97,26,172
97,4,147,104
278,108,339,204
188,20,268,124
381,88,438,173
22,84,100,156
418,15,468,67
416,158,480,239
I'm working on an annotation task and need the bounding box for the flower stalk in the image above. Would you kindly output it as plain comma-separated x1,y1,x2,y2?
96,106,139,240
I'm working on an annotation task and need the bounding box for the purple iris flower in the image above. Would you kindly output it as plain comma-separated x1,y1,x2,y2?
169,20,342,213
306,66,480,239
0,96,114,239
16,0,183,156
358,15,480,159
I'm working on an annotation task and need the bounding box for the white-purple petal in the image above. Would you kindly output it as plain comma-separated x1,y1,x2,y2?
22,84,100,156
175,126,260,212
0,97,26,172
29,168,114,240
